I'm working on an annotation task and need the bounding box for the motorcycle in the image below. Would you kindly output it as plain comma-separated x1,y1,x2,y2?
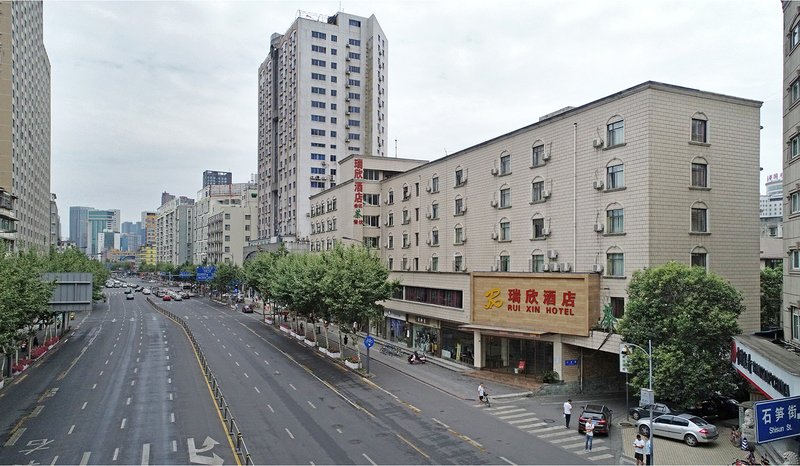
408,353,427,364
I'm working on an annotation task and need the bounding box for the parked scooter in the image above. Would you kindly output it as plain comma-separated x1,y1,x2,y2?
407,351,427,364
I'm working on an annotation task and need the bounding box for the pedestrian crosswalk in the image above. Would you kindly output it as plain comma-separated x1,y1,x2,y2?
479,402,626,463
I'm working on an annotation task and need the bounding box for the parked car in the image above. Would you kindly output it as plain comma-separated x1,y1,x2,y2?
242,304,253,313
126,294,134,300
636,413,719,447
162,294,172,301
578,404,613,435
143,289,151,295
630,403,674,421
685,397,740,420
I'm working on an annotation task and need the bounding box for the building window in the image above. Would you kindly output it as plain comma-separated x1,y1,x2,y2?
607,163,624,189
531,180,545,202
792,192,800,214
532,218,545,239
349,38,361,46
431,176,439,193
453,254,464,272
792,307,800,342
691,118,707,143
311,129,326,136
792,79,800,105
691,162,708,188
531,254,544,272
364,193,380,206
311,72,326,81
311,87,326,95
349,19,361,27
607,119,624,146
311,45,327,53
402,233,410,248
388,190,394,204
454,226,464,244
791,136,800,160
691,251,707,269
311,100,326,108
691,206,708,233
454,197,465,215
792,22,800,49
499,254,510,272
610,297,625,318
455,168,466,186
311,114,326,122
431,203,439,219
431,229,439,246
500,154,511,175
500,220,511,241
312,31,326,39
607,252,624,277
792,250,800,270
532,144,545,166
500,187,511,208
430,256,439,272
387,235,394,249
607,208,624,234
364,216,380,227
402,209,410,225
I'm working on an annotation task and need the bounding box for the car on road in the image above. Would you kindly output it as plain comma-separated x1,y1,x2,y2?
242,304,253,313
636,413,719,447
172,294,183,301
630,403,674,421
126,294,134,300
162,294,172,301
578,404,612,435
180,292,190,300
124,288,132,295
143,288,151,295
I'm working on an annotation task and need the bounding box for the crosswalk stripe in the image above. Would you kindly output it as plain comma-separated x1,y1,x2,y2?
484,405,516,411
587,453,613,461
507,417,540,425
497,412,536,420
550,435,584,444
516,422,547,429
575,446,609,455
527,425,568,434
538,429,577,439
492,408,526,416
560,441,588,450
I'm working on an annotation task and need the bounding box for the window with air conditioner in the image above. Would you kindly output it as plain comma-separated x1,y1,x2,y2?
499,154,511,175
431,176,439,193
430,256,439,272
792,250,800,270
532,143,545,166
454,225,464,245
606,118,624,147
431,229,439,246
431,203,439,219
455,168,466,186
387,212,394,227
402,233,410,249
531,180,546,203
607,252,624,277
500,187,511,208
453,254,464,272
387,190,394,204
530,253,545,272
387,235,394,249
454,197,465,216
606,208,624,234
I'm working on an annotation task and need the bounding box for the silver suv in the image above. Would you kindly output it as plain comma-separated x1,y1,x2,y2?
636,413,718,447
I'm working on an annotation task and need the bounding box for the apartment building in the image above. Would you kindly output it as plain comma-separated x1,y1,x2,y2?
49,193,60,245
0,188,16,249
207,187,258,266
257,11,388,242
311,81,762,384
0,1,51,251
141,211,156,246
761,173,783,238
202,170,232,188
193,182,255,264
156,195,194,265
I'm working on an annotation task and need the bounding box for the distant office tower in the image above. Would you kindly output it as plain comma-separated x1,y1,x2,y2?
86,209,120,257
257,11,388,241
203,170,232,187
69,206,92,253
0,1,51,251
141,211,156,246
760,173,783,238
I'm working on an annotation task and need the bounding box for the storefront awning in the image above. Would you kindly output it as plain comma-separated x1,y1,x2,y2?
459,324,550,339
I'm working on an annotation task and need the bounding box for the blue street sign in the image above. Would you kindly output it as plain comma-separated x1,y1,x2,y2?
753,395,800,443
179,271,191,278
564,359,579,366
196,266,216,282
364,336,375,348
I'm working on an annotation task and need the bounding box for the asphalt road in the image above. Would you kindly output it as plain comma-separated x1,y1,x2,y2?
169,292,593,465
0,288,238,465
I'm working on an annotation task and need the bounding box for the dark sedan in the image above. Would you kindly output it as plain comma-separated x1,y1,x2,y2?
629,403,673,420
578,404,612,435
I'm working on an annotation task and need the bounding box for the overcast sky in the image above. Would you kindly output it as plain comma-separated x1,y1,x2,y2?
45,0,782,234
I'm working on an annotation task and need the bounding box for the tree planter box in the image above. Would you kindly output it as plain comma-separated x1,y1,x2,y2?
304,338,316,347
294,333,305,341
344,360,361,370
265,317,274,325
327,351,341,359
280,325,291,333
319,347,329,356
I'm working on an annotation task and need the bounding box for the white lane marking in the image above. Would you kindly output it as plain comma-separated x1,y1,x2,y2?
170,413,175,423
166,355,169,360
141,443,150,465
222,345,226,349
235,361,240,367
81,402,87,410
50,455,59,465
137,349,141,354
110,351,114,355
229,353,233,358
4,427,26,446
79,452,91,465
169,393,173,401
254,387,261,394
362,453,377,465
134,367,138,374
285,428,295,439
264,360,270,365
336,428,342,434
289,383,297,391
105,359,109,365
126,397,131,405
92,384,97,389
136,357,139,363
307,401,317,409
131,380,136,386
68,425,75,434
244,372,249,378
499,456,516,465
168,378,172,384
99,371,104,376
254,351,259,356
432,418,450,429
167,365,171,371
113,448,119,461
267,404,274,413
172,440,177,452
121,418,127,429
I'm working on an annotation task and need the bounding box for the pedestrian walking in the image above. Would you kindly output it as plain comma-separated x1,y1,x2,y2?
633,433,645,466
563,399,573,428
644,434,652,465
584,420,595,451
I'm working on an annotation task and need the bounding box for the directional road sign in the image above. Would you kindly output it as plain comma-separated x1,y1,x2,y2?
364,336,375,348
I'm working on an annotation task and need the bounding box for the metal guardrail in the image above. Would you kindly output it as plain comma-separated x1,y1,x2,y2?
146,298,254,465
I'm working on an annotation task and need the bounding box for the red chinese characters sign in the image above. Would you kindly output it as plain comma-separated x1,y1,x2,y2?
471,273,600,336
353,159,363,225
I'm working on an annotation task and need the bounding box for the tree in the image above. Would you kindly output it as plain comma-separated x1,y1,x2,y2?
46,247,109,300
760,267,782,330
618,261,743,408
210,263,243,296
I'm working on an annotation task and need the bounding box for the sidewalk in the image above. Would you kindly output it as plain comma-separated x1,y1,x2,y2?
618,422,747,465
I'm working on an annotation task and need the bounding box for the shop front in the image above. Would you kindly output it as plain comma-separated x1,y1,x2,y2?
380,309,408,345
410,315,440,354
463,272,599,378
441,322,475,365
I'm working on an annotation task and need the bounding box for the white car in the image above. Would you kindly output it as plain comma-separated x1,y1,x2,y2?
143,288,151,295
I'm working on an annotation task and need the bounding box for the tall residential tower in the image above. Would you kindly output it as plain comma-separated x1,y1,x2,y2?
257,11,388,242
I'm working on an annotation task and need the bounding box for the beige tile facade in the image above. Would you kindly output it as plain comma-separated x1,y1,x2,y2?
310,81,762,379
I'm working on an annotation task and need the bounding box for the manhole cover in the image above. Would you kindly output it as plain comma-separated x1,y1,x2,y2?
543,418,556,423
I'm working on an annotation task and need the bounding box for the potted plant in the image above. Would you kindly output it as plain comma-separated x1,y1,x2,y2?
344,355,361,370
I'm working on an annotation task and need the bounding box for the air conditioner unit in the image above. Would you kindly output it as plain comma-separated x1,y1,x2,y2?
426,186,431,193
547,249,558,260
313,175,321,180
592,264,604,273
491,265,499,272
384,199,389,205
461,207,467,213
384,242,389,248
592,139,604,148
491,232,499,240
346,84,351,88
426,239,431,245
384,221,389,226
542,228,551,237
425,212,431,219
490,168,499,176
542,190,551,199
346,44,351,48
345,98,351,102
542,264,550,272
593,180,604,190
593,223,604,232
321,161,327,166
542,152,551,161
346,111,351,115
305,213,310,217
561,262,571,272
345,139,350,143
490,200,498,207
550,263,560,272
329,175,335,180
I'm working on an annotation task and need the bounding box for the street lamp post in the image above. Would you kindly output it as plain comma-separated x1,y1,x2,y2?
623,340,654,465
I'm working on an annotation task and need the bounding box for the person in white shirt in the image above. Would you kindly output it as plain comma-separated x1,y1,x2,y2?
633,434,646,465
478,383,486,402
563,399,573,428
584,420,595,450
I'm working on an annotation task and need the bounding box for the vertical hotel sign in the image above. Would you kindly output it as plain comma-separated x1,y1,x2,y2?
353,159,363,224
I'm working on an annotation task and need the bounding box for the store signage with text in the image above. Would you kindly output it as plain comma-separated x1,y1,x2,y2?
353,159,363,225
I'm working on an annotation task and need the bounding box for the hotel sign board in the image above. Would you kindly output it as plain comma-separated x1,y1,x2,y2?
471,273,600,336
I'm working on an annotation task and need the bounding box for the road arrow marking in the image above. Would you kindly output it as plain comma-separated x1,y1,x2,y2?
187,437,223,465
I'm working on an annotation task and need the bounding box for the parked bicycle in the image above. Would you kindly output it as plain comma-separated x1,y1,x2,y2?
380,344,403,356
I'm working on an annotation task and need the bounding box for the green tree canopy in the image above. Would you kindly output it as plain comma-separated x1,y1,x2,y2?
210,262,244,295
618,261,743,407
760,266,782,330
